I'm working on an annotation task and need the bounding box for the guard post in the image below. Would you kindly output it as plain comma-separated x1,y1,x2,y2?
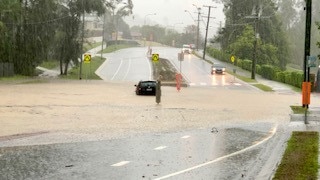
156,76,162,104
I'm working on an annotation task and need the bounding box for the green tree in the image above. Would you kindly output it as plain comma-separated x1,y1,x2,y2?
228,25,255,60
103,0,133,42
216,0,289,69
54,0,105,75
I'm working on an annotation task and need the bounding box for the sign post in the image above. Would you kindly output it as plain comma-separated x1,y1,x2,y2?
175,73,182,92
83,54,91,80
152,54,159,62
231,55,236,82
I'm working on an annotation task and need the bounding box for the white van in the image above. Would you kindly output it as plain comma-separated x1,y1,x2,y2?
182,44,192,54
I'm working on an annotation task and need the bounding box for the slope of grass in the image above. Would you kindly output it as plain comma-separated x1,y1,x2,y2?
273,131,318,180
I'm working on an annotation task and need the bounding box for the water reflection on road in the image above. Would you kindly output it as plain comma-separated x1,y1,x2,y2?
0,123,276,180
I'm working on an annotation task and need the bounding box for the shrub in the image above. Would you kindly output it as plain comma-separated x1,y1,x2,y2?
242,59,252,71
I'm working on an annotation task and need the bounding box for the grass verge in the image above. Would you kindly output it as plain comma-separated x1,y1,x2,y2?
99,44,137,54
62,56,104,80
252,83,274,92
290,105,309,114
273,131,318,180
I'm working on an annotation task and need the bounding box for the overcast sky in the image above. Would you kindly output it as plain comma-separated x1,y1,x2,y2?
123,0,225,38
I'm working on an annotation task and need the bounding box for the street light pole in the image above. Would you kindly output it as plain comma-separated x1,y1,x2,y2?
192,4,201,51
101,12,106,60
79,0,85,80
144,13,156,26
143,13,156,46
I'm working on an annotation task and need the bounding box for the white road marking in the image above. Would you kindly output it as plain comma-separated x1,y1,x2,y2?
189,83,196,86
146,57,152,80
122,58,132,81
154,146,167,150
111,59,123,80
154,125,278,180
111,161,130,167
233,83,242,86
200,82,207,86
181,135,190,139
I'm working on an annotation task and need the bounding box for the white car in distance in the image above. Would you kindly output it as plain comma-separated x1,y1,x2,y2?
182,44,192,54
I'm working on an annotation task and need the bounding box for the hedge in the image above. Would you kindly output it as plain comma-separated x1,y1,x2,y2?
207,47,305,89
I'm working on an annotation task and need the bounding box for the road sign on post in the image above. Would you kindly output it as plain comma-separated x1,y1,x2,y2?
308,56,317,67
152,54,159,62
84,54,91,64
230,55,235,63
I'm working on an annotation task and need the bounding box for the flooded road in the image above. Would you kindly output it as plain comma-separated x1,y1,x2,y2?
0,123,282,180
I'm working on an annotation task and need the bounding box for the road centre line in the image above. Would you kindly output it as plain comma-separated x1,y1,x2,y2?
181,135,190,139
154,125,278,180
111,59,123,81
122,58,132,81
154,146,167,150
111,161,130,167
146,56,152,80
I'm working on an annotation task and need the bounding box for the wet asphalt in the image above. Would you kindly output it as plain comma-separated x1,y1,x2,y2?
0,122,277,180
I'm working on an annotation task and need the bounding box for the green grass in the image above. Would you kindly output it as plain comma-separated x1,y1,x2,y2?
83,42,102,52
273,131,318,180
290,105,309,114
99,44,137,53
0,75,48,84
62,56,104,80
39,61,59,70
252,83,274,92
227,70,275,91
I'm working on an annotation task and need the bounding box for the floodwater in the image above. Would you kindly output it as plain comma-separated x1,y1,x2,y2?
0,123,279,180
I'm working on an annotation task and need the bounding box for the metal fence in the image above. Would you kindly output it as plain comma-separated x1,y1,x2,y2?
0,63,14,77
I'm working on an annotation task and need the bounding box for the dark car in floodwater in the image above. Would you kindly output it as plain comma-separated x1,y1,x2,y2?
211,64,226,75
135,80,157,95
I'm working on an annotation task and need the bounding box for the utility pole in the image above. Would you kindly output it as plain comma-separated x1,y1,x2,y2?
252,17,258,80
202,5,216,60
245,3,269,79
304,0,312,83
302,0,312,109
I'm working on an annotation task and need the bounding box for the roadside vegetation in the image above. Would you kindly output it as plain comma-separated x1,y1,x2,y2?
227,70,274,92
290,105,309,114
273,131,319,180
62,56,104,80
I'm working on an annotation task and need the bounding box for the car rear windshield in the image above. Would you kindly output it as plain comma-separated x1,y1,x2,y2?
140,82,156,87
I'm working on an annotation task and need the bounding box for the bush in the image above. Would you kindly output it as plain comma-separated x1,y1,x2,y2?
236,59,242,68
260,65,281,80
256,64,261,75
206,47,306,89
275,71,286,83
242,59,252,71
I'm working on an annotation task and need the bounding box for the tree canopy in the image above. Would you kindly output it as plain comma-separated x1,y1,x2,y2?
214,0,289,70
0,0,132,76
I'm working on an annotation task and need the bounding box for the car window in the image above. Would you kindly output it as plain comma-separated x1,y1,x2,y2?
140,82,156,87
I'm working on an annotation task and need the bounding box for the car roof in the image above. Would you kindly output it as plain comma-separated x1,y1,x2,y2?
212,64,224,67
139,80,156,83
